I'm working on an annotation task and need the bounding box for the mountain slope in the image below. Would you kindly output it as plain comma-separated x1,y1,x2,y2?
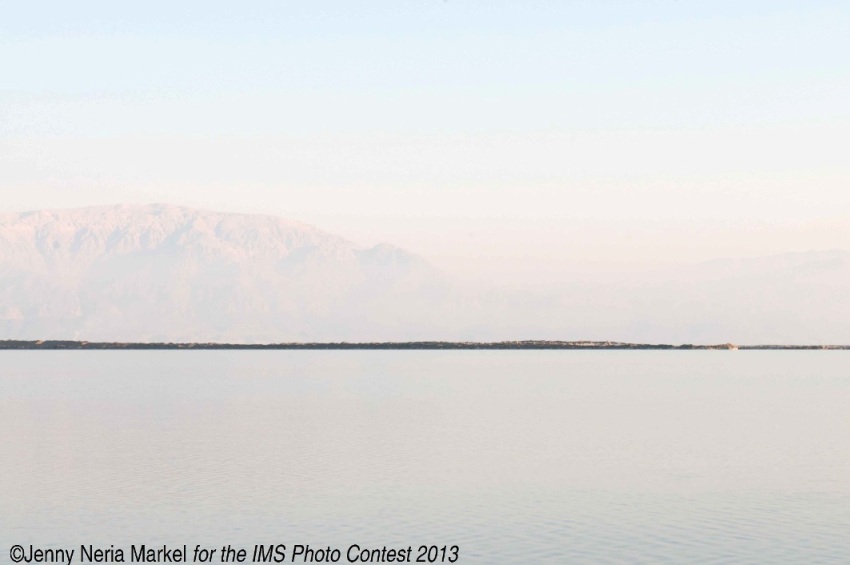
532,249,850,344
0,205,443,341
1,205,849,343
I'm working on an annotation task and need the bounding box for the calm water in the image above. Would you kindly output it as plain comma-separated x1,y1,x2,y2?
1,351,849,563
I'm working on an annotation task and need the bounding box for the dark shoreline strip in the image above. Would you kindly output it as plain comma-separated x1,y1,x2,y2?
0,340,847,350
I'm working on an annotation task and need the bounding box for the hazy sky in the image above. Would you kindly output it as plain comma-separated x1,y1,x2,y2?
3,1,849,283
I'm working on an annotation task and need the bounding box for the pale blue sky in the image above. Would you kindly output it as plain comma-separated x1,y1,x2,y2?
2,1,849,281
4,1,848,134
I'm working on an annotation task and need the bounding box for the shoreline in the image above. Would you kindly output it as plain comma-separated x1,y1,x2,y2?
1,340,847,350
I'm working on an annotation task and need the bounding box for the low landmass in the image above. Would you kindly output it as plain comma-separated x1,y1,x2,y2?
0,340,847,350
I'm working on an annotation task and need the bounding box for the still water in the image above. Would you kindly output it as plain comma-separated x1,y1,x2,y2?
1,351,848,563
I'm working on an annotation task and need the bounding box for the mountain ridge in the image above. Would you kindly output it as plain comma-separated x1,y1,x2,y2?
2,204,850,344
0,204,444,342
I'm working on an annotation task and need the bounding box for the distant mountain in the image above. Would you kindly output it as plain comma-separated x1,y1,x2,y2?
537,249,850,345
0,205,449,342
1,205,849,344
633,249,850,344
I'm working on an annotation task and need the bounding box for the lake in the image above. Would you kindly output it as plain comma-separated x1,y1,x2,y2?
1,351,848,563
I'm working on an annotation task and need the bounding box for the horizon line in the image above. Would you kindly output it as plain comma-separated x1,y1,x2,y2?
1,340,848,351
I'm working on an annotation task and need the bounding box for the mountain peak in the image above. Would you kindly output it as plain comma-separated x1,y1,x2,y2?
0,204,442,342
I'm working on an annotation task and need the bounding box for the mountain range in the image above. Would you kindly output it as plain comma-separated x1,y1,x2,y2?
1,204,848,344
0,205,450,342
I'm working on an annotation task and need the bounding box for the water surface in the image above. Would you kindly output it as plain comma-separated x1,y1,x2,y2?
1,351,848,563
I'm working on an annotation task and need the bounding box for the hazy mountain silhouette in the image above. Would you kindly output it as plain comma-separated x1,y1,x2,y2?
0,205,451,341
1,205,849,344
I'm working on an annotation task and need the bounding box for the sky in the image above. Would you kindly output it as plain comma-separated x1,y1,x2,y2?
2,0,849,284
